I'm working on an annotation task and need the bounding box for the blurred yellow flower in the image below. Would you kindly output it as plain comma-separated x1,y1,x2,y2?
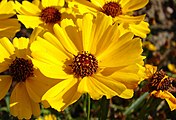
15,0,68,29
0,0,20,38
145,64,176,111
30,13,145,111
36,114,57,120
168,63,176,74
0,37,59,119
68,0,150,38
143,41,157,51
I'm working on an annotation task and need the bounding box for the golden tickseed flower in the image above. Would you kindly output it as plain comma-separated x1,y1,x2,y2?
68,0,150,38
0,36,59,119
30,13,145,111
0,0,20,38
145,64,176,111
15,0,67,29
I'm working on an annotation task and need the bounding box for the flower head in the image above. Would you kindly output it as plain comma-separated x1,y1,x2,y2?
30,13,145,111
0,0,20,38
0,36,59,119
15,0,67,29
68,0,150,38
145,64,176,111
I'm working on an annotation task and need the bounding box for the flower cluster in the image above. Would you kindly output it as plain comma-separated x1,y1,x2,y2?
0,0,174,119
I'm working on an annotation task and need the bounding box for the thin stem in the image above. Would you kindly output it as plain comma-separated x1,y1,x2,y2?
99,96,109,120
87,94,91,120
123,92,149,116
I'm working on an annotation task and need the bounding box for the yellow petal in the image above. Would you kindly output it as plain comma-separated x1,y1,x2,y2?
0,37,14,64
119,89,134,99
42,77,81,111
129,21,150,38
43,32,73,58
26,69,60,102
92,75,127,99
98,33,143,67
83,13,113,54
59,19,83,52
0,1,15,19
42,0,65,7
10,82,40,119
29,26,44,44
145,64,157,78
17,15,43,29
0,19,20,38
78,75,127,99
19,1,41,15
13,37,30,58
82,14,94,52
31,36,69,63
95,21,119,56
101,65,143,89
53,24,78,55
31,58,69,79
91,0,104,7
117,15,145,23
0,75,12,100
151,90,176,111
123,0,149,13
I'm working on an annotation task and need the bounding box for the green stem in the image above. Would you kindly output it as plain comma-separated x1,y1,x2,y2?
99,96,109,120
123,92,149,116
87,94,91,120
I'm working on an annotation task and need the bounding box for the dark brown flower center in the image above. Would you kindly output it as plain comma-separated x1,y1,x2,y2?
102,2,122,18
9,57,34,82
40,7,61,24
148,70,172,91
70,51,98,78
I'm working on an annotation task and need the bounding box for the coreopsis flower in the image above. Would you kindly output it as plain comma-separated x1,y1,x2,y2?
0,37,59,119
145,64,176,111
15,0,67,29
0,0,20,38
67,0,150,38
30,13,145,111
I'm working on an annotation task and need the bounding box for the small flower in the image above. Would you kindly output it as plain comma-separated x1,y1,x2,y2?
36,114,57,120
0,0,20,38
30,13,145,111
15,0,66,29
0,36,59,119
168,63,176,74
143,41,157,51
68,0,150,38
145,64,176,111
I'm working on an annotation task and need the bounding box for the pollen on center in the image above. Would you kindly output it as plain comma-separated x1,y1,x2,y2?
9,57,34,82
40,7,61,24
70,51,98,78
102,2,122,18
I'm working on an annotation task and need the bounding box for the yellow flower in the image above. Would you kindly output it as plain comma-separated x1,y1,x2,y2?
68,0,150,38
0,36,59,119
145,64,176,111
30,13,145,111
36,114,57,120
143,41,157,51
15,0,66,29
168,63,176,74
0,0,20,38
